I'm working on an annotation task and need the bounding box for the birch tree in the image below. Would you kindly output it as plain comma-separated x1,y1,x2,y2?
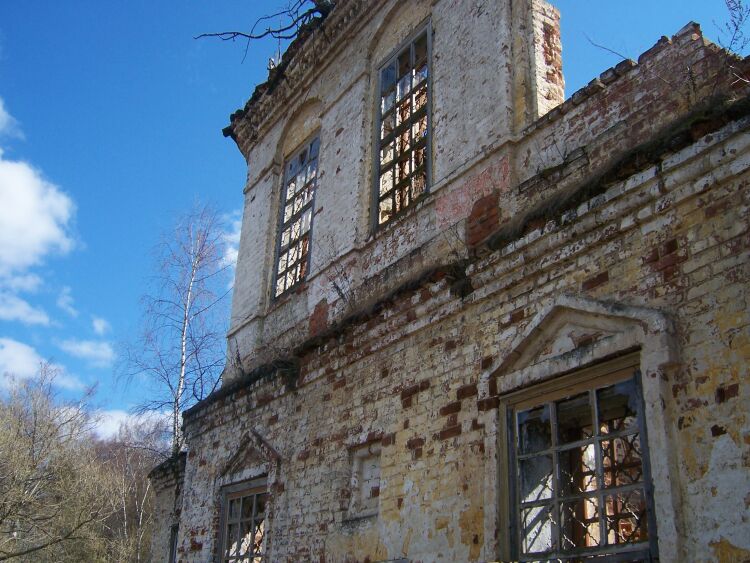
126,205,231,455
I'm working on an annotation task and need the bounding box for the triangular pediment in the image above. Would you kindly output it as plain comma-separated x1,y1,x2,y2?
220,430,281,478
509,309,629,372
493,296,674,378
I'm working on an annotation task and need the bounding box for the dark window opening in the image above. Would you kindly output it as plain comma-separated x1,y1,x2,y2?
508,366,658,562
273,136,319,298
375,27,430,226
221,483,268,562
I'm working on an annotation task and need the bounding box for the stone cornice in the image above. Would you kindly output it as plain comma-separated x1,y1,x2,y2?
224,0,380,157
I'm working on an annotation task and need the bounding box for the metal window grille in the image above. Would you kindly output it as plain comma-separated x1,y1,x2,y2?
508,369,659,562
375,27,430,226
221,486,268,562
274,137,319,298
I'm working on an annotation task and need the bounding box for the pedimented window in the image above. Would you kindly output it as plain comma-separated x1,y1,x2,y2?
503,357,658,561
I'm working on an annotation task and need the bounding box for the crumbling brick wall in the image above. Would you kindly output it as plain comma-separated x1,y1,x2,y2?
153,0,750,561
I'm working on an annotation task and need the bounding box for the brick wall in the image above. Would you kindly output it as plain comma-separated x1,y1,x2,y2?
155,2,750,562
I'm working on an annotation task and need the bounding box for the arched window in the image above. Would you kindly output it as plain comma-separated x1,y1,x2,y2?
273,135,320,298
373,23,431,227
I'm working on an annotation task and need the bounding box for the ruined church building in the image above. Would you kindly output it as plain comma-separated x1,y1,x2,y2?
151,0,750,561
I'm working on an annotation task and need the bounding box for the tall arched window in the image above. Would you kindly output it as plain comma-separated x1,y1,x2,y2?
374,23,431,227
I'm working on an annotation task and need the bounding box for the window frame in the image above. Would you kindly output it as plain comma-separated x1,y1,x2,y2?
371,20,433,231
217,476,269,563
497,353,660,562
272,133,320,300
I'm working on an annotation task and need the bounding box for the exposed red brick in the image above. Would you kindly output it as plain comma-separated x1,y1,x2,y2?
401,380,430,401
190,538,203,552
439,401,462,416
478,397,500,411
333,377,347,390
380,433,396,447
370,486,380,498
268,414,279,425
309,299,329,338
471,418,485,431
457,383,478,400
716,383,739,404
297,450,310,461
660,238,679,255
407,437,425,450
466,190,500,248
582,271,609,291
488,378,498,396
438,425,462,440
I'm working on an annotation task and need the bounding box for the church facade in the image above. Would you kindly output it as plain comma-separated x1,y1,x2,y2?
151,1,750,561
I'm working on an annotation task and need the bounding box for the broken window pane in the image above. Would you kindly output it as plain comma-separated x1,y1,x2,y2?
601,433,643,488
559,444,598,496
605,489,649,545
381,112,395,140
381,62,396,95
379,168,393,196
598,379,639,434
380,143,394,167
517,405,551,455
274,137,318,298
379,196,393,225
521,504,555,554
375,26,430,226
411,171,426,200
519,455,553,503
560,496,600,550
222,484,267,562
509,369,657,561
556,392,593,445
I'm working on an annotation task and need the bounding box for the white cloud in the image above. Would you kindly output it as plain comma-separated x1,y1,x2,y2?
56,286,78,318
0,98,77,330
58,338,114,368
0,98,23,140
0,337,84,390
0,291,50,325
0,147,75,278
2,273,42,293
0,337,42,379
91,316,111,336
222,211,242,288
94,409,169,440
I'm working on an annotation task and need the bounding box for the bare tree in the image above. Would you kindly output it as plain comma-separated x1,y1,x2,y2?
196,0,333,43
0,365,111,561
721,0,750,54
95,418,167,563
125,205,231,456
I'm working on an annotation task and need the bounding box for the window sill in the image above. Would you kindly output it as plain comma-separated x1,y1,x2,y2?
368,192,433,242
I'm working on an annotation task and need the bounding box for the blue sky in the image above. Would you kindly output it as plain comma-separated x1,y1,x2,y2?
0,0,739,436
